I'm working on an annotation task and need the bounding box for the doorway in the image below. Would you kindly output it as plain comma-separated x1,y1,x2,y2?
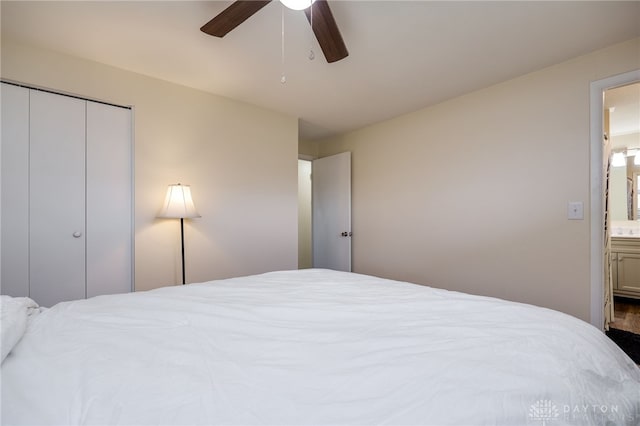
590,70,640,330
605,82,640,337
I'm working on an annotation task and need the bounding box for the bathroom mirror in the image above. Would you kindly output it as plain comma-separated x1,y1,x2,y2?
607,82,640,223
610,158,638,221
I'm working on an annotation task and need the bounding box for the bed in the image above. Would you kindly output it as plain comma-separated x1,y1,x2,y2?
1,269,639,425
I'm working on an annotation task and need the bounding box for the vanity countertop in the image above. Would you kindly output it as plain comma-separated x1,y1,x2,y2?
611,221,640,238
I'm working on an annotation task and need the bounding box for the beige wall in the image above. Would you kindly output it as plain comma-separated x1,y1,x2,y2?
1,39,298,291
317,38,640,322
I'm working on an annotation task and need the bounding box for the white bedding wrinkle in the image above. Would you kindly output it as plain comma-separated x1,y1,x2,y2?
0,295,39,363
1,269,639,425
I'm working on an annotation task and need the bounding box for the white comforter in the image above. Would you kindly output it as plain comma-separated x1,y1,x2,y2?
1,269,639,425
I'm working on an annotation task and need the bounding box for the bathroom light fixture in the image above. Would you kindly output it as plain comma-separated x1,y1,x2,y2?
612,152,626,167
280,0,315,10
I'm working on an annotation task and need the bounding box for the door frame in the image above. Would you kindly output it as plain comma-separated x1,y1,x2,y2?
589,69,640,329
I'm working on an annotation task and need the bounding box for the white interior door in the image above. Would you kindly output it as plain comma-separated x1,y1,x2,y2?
312,152,351,271
30,90,86,307
86,101,133,297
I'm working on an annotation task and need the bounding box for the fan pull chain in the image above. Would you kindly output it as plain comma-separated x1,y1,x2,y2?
308,3,315,61
280,5,286,84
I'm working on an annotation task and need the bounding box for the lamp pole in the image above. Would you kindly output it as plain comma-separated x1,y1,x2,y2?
180,217,186,285
158,183,200,286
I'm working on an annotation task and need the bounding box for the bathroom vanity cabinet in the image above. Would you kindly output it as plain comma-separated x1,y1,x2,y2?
611,237,640,299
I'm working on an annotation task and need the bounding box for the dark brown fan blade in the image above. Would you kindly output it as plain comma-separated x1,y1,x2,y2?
304,0,348,63
201,0,272,37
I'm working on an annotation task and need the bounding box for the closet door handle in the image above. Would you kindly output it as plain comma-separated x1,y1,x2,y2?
72,231,82,238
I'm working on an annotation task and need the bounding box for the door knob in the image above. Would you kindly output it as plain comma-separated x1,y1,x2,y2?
72,231,82,238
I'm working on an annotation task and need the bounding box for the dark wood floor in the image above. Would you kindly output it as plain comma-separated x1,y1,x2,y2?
610,297,640,334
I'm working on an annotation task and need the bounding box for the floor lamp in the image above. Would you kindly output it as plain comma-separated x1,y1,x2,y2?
158,183,201,285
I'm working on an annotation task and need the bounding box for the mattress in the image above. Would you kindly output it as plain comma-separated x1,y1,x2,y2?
1,269,639,425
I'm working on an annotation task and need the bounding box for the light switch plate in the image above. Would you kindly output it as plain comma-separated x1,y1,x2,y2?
568,201,584,220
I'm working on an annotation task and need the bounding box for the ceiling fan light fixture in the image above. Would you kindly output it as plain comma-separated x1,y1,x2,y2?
200,0,348,63
280,0,315,11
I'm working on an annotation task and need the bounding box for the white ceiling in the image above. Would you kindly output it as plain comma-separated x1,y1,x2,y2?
2,1,639,140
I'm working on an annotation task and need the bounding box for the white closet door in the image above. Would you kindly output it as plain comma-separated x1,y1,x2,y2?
86,102,132,297
29,90,86,307
1,84,30,297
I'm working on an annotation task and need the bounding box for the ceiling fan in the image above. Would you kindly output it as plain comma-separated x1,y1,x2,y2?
200,0,349,63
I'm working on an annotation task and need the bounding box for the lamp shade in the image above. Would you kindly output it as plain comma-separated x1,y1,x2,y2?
158,184,201,219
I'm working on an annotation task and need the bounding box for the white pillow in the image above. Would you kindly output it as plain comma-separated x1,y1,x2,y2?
1,295,39,363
